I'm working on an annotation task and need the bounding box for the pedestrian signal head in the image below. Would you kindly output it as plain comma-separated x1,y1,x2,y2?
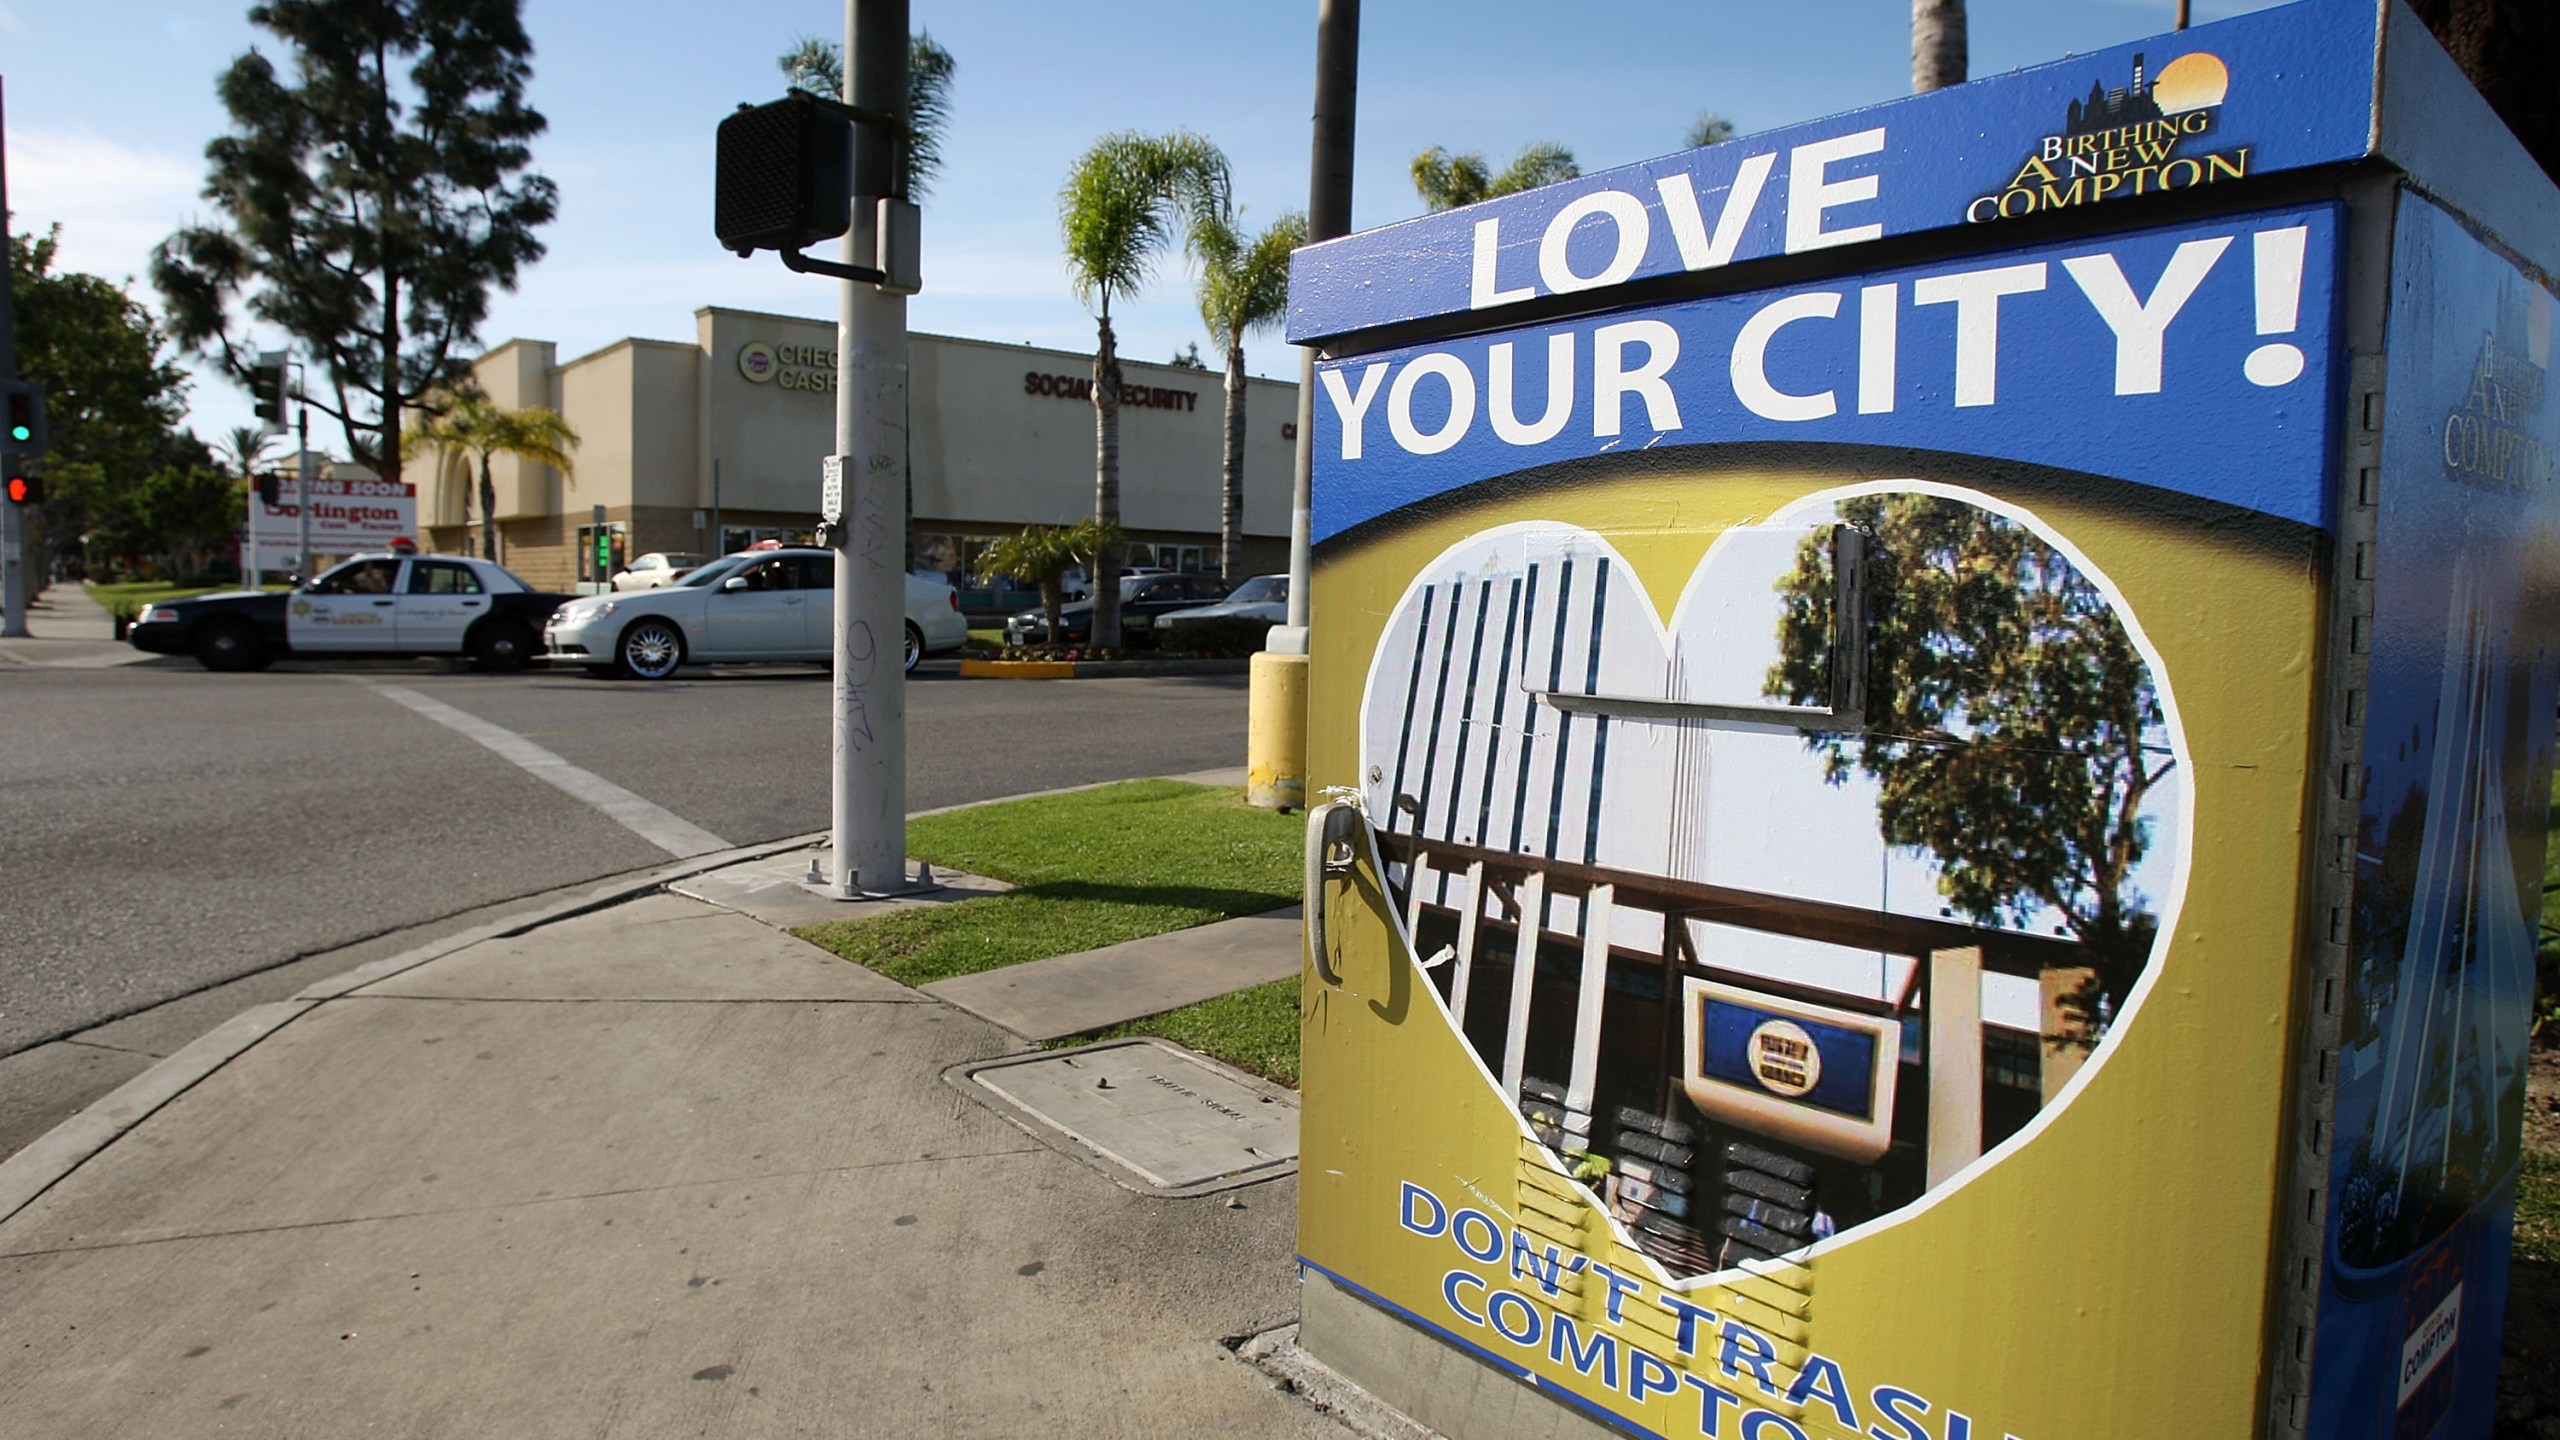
714,93,855,256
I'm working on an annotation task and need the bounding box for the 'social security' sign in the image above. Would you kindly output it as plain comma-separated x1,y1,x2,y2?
1309,205,2339,542
1285,0,2373,345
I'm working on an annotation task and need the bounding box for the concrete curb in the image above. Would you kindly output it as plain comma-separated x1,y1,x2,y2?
0,769,1256,1228
0,831,820,1228
956,657,1252,679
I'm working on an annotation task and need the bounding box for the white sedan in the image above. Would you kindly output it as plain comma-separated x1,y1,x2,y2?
543,548,968,679
610,551,707,591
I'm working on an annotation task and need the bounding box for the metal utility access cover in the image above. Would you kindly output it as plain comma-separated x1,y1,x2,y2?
959,1039,1298,1196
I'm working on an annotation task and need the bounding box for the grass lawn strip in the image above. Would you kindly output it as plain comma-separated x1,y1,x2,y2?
90,580,278,621
792,779,1301,993
1069,977,1302,1089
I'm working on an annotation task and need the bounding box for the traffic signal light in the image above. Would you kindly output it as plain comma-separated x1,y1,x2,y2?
2,379,44,452
5,469,40,507
255,471,282,507
714,93,854,256
249,352,289,433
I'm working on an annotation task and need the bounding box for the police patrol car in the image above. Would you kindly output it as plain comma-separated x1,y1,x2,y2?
127,550,573,672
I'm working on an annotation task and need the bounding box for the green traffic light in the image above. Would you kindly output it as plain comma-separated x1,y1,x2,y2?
7,425,27,443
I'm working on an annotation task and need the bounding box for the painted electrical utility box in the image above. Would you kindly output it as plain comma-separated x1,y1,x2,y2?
1285,5,2560,1440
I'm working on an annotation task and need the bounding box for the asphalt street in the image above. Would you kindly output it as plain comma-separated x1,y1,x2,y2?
0,657,1251,1067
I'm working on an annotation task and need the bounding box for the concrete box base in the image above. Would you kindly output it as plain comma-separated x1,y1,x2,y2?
1298,1268,1625,1440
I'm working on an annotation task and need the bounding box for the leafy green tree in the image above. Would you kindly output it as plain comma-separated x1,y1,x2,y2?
1409,143,1577,212
1058,130,1228,646
136,463,245,579
152,0,558,487
1685,113,1737,149
9,227,194,560
1766,493,2171,1023
401,386,579,563
1190,207,1304,583
777,31,958,200
977,519,1121,645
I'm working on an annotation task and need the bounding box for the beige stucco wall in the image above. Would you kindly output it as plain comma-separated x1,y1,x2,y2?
913,332,1294,537
451,308,1295,572
629,342,704,512
482,338,563,523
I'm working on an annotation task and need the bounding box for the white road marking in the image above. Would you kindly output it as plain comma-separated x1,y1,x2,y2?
362,682,732,858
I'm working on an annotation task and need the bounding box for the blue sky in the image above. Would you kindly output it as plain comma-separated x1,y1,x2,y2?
5,0,2282,457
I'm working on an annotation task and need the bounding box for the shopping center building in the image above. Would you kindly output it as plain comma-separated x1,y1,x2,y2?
417,306,1300,596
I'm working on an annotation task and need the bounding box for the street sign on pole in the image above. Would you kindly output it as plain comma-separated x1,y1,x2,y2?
820,455,845,524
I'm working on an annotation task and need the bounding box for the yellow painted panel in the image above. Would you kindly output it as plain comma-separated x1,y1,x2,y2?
1299,455,2324,1440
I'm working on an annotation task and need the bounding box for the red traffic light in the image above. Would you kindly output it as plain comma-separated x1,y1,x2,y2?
5,472,41,506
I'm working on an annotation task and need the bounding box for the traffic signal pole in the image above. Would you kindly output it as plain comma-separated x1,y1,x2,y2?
1244,0,1358,808
829,0,912,896
1,78,29,639
296,397,311,581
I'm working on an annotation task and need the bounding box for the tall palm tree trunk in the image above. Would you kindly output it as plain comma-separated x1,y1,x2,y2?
1912,0,1967,93
1091,307,1124,647
1220,333,1246,584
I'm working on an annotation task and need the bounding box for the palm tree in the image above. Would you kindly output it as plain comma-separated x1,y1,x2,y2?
1190,208,1305,584
976,520,1121,645
777,31,957,199
1912,0,1967,93
1409,143,1577,212
1058,130,1228,646
402,388,580,563
218,426,278,485
1685,113,1737,149
217,426,280,576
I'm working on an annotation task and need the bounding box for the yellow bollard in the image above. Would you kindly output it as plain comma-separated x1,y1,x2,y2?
1246,650,1307,811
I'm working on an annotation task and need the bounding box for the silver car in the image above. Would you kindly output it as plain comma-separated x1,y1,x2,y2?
546,548,968,678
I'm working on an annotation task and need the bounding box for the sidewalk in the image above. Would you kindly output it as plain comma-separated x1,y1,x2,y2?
0,583,161,668
0,827,1380,1437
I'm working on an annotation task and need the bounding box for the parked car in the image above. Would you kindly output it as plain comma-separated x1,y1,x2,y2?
1059,564,1170,600
1153,574,1289,649
611,552,707,591
127,553,570,672
543,547,968,678
1003,572,1232,648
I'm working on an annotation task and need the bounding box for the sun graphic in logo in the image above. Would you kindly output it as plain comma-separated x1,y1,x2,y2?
737,342,778,384
2150,52,2230,114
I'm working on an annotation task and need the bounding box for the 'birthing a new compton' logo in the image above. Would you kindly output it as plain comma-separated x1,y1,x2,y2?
1969,50,2241,222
